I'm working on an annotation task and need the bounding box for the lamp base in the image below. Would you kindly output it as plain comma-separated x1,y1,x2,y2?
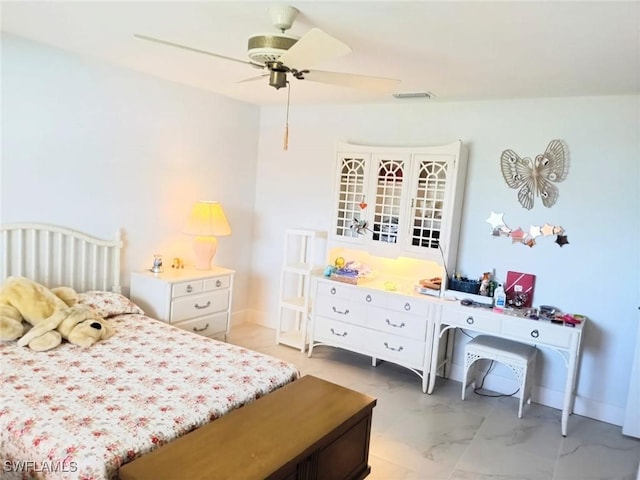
192,236,218,270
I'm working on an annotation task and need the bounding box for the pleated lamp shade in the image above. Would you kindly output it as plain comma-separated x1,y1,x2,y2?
184,201,231,270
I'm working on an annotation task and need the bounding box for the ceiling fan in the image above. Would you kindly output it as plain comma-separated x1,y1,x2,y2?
134,4,401,94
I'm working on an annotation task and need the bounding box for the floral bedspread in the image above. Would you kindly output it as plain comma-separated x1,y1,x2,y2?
0,313,299,480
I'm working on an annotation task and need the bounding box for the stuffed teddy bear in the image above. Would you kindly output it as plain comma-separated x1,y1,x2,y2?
0,276,115,351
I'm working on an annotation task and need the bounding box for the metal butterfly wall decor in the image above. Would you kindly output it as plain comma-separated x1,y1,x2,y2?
500,139,569,210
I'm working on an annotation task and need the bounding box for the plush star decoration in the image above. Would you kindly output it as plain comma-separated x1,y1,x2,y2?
541,223,555,236
529,225,542,239
510,227,525,243
486,211,505,229
555,235,570,247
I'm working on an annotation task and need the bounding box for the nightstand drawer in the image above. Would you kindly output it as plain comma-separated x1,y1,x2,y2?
171,290,229,323
204,276,230,291
172,280,204,298
176,312,228,337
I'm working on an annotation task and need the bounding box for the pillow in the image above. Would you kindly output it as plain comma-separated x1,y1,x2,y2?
77,290,144,317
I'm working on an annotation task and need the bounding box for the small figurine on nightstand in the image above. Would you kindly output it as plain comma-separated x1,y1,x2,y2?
172,257,184,269
151,254,163,274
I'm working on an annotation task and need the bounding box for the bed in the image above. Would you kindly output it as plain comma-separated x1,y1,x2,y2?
0,223,300,480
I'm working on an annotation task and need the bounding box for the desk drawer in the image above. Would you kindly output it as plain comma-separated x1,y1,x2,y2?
444,309,501,334
204,276,230,291
367,307,427,340
315,295,366,326
171,290,229,323
366,330,425,367
314,317,366,350
502,319,572,348
386,296,430,316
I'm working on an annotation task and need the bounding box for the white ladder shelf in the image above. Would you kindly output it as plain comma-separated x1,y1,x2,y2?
276,228,327,352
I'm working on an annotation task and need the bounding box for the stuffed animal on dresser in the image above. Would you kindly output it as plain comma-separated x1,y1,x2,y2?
0,276,115,351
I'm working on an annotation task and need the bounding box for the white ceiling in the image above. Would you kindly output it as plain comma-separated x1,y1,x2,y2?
2,1,639,106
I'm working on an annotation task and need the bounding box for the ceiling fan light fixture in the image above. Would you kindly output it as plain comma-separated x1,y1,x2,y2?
269,5,299,32
392,92,433,99
247,33,298,64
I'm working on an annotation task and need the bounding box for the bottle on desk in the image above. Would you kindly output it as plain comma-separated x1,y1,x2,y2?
493,283,506,312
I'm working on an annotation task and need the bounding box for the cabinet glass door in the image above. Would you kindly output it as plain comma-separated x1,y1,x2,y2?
409,156,450,251
371,156,406,246
334,154,369,241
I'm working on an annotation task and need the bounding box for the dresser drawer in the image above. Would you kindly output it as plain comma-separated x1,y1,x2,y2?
315,295,366,326
502,318,572,348
172,280,203,298
386,296,431,316
204,276,230,291
366,330,425,368
171,290,229,323
176,312,228,337
314,317,366,350
443,307,501,333
352,289,386,308
316,281,352,299
367,307,428,340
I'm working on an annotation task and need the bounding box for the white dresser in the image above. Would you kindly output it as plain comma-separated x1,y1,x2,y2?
309,276,440,392
130,266,234,340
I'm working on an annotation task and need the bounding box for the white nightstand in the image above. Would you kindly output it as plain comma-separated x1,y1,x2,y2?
130,266,235,340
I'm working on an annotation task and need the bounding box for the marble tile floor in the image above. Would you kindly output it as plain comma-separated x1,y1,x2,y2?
226,323,640,480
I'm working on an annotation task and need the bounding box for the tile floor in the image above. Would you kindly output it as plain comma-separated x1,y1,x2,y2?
227,323,640,480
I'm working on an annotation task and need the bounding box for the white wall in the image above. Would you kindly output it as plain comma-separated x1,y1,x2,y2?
1,34,261,321
252,96,640,426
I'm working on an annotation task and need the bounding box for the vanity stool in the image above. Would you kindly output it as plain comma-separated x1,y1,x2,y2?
462,335,538,418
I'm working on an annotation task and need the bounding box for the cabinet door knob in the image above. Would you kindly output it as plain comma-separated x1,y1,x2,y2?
194,301,211,310
332,306,350,315
186,284,193,293
531,329,540,338
330,287,337,295
466,316,474,325
216,279,222,287
193,323,209,333
366,294,372,302
404,302,411,311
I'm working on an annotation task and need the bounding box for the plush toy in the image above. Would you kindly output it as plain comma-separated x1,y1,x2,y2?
0,276,115,351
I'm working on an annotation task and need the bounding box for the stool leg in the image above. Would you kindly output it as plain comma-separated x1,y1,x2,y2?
462,354,480,401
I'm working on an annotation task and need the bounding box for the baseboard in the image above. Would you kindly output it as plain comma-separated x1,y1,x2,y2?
447,362,625,427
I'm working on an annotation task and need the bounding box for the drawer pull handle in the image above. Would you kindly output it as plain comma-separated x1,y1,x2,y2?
330,287,337,295
194,301,211,310
193,323,209,333
404,302,411,311
216,279,222,287
384,342,404,352
366,294,372,302
466,316,474,325
330,328,347,337
332,306,350,315
186,285,193,293
530,329,540,339
385,319,406,328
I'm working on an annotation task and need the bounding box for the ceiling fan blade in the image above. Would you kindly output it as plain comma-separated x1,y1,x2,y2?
134,34,264,68
302,70,401,93
237,74,269,84
278,28,351,70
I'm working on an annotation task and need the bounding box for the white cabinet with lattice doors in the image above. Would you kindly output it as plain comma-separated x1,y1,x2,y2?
276,229,327,351
331,141,467,275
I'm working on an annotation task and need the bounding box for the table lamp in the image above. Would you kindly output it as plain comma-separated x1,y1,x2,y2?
184,201,231,270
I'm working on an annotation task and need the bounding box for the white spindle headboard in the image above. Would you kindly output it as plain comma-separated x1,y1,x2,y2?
0,223,122,293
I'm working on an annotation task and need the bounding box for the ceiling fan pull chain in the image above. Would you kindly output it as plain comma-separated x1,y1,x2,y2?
283,80,291,151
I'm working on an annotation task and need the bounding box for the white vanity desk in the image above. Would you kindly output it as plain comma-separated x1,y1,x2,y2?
428,301,586,436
